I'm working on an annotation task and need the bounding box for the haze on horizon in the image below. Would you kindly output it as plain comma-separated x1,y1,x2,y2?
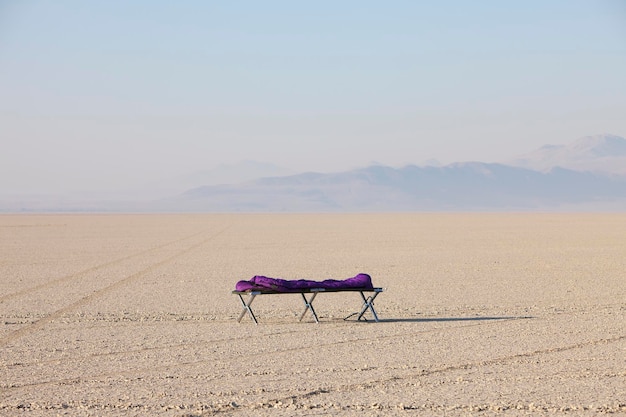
1,1,625,195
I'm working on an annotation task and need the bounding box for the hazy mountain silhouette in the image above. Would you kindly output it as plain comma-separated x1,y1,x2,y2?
139,160,295,197
4,135,626,212
171,162,626,212
508,134,626,175
168,134,626,211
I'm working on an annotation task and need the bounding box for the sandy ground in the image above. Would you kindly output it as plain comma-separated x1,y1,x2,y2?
0,213,624,416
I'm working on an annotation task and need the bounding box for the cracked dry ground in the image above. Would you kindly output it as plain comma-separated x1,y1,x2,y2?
1,213,625,416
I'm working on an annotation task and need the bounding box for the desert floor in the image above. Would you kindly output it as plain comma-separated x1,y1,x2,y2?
0,213,624,416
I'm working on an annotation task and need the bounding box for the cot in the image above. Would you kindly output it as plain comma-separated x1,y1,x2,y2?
232,273,384,324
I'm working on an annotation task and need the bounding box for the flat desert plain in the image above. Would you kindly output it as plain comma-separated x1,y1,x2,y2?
0,213,624,416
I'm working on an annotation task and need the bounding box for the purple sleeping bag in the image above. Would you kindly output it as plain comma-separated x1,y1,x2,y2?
235,273,373,292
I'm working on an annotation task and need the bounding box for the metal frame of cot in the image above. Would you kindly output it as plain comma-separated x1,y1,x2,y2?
232,287,384,324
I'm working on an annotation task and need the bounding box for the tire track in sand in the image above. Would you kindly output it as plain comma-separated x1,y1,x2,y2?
1,318,531,389
5,332,621,408
0,230,209,303
226,334,626,414
0,225,231,348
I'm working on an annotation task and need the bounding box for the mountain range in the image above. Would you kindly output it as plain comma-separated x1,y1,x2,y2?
166,134,626,212
3,134,626,212
507,134,626,175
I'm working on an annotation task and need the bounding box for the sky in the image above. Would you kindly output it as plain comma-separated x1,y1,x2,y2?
1,1,625,195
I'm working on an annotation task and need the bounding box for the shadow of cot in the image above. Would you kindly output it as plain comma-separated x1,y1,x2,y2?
353,316,535,323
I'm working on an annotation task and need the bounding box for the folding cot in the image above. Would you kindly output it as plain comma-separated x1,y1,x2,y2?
232,273,384,324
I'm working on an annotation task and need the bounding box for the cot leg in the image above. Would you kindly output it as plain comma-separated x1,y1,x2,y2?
237,293,259,324
357,291,380,322
299,292,320,323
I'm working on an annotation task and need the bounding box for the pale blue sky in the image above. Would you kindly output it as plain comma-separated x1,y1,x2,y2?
1,1,625,194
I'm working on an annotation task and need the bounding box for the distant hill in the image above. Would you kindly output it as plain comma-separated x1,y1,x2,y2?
508,134,626,175
139,160,295,197
4,135,626,212
167,162,626,212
